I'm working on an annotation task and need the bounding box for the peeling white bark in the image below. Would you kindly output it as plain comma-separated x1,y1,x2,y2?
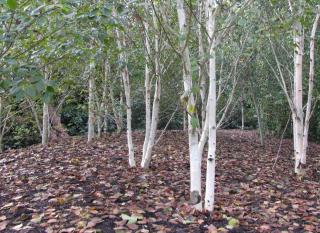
204,0,217,212
177,0,202,210
301,8,320,164
142,9,162,169
114,8,136,167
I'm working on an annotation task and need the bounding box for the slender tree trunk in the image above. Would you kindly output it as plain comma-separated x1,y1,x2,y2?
250,83,265,146
198,0,206,130
0,97,11,152
0,97,3,153
257,106,264,146
0,134,3,153
97,116,102,138
301,9,320,164
142,19,152,163
293,19,304,173
241,90,244,130
142,10,162,169
114,11,136,167
102,59,109,134
42,66,50,145
204,0,217,212
177,0,202,210
27,99,42,135
88,61,95,143
110,86,122,134
183,110,187,131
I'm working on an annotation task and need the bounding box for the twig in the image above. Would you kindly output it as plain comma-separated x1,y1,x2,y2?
272,115,291,170
155,105,179,145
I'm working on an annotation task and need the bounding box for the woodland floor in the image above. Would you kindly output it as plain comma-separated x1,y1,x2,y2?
0,130,320,233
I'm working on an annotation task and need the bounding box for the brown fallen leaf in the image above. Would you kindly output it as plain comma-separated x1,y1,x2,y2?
87,217,103,228
259,224,271,232
60,227,75,233
0,221,9,231
207,224,217,233
127,223,139,230
304,224,315,232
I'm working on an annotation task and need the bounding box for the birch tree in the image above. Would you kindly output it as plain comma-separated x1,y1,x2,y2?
113,7,136,167
268,2,320,173
141,6,162,169
87,61,96,143
177,0,203,210
42,66,50,145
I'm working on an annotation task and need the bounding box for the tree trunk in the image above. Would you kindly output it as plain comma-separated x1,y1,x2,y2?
42,67,50,145
301,9,320,164
142,10,162,169
241,90,245,130
0,97,3,153
110,86,122,134
204,0,217,212
88,61,95,143
293,20,304,173
114,9,136,167
142,18,152,163
183,110,187,131
103,59,109,134
177,0,202,210
198,0,206,130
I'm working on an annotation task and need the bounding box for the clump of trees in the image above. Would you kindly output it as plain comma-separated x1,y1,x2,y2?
1,0,320,212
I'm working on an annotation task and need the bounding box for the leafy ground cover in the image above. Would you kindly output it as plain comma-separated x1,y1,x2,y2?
0,130,319,233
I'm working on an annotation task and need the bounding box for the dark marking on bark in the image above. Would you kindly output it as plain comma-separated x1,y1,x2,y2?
190,190,201,205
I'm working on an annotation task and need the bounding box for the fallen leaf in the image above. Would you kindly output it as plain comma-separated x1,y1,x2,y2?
127,223,139,230
11,223,23,231
87,217,103,228
207,224,218,233
0,221,9,231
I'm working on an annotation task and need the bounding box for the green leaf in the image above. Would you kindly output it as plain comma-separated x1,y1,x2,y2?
46,86,55,93
25,85,37,98
120,214,142,224
187,105,196,114
6,0,17,10
0,80,11,90
35,80,45,92
227,218,239,229
43,91,53,103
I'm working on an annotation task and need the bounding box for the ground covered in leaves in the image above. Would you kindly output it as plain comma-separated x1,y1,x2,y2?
0,130,320,233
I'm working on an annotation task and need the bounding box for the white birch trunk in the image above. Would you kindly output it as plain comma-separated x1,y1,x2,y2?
87,61,95,143
293,19,304,173
114,9,136,167
141,10,162,169
42,67,50,145
301,9,320,164
177,0,202,210
198,0,206,129
204,0,217,212
142,19,152,163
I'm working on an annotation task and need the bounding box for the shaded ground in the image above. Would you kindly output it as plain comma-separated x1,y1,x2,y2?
0,130,319,233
